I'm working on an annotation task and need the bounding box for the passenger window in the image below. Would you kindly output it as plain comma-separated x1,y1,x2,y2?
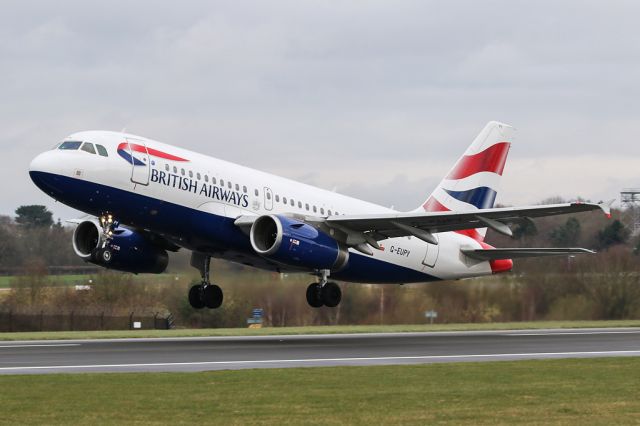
328,210,332,216
298,201,302,208
305,203,309,211
313,206,317,213
220,179,224,186
165,164,170,172
81,143,96,154
290,199,295,207
254,189,259,196
204,175,209,182
59,141,82,150
173,166,178,174
96,144,108,157
320,208,325,215
212,177,217,185
275,195,280,202
189,170,193,178
235,183,239,191
243,185,247,193
181,168,185,176
283,197,287,204
197,173,201,180
266,192,272,200
228,181,232,189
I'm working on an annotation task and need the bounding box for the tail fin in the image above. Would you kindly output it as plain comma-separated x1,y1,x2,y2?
417,121,514,239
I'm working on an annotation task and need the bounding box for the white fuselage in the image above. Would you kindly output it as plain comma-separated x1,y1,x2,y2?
29,130,492,283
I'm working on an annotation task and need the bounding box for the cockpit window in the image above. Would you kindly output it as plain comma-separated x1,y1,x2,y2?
59,141,82,150
96,144,108,157
81,142,96,154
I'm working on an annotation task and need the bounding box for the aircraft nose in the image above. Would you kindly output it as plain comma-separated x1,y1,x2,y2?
29,151,49,173
29,151,62,197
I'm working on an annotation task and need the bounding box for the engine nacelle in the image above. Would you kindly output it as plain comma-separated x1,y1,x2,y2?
250,215,349,271
72,220,168,274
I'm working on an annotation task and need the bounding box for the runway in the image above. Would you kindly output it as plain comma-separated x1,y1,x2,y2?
0,328,639,375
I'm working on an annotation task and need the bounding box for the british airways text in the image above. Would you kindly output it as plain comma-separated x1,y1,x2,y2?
150,169,249,208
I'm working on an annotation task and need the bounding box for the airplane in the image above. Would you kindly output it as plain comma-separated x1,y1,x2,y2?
29,121,610,309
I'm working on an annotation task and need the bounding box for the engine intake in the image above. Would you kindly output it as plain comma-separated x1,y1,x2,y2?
72,220,168,274
250,215,348,271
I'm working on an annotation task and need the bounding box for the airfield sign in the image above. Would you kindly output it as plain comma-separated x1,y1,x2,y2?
425,310,438,324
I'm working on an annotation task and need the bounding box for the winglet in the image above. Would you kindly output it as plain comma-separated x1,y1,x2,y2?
599,199,615,219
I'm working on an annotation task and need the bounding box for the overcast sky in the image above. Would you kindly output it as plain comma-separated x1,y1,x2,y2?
1,1,639,219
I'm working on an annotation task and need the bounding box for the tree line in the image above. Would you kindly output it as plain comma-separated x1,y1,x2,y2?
0,202,638,327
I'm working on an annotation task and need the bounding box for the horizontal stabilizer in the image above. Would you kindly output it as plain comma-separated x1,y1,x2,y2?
461,247,595,261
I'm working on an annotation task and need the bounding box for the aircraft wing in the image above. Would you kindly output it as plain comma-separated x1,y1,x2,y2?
321,201,612,246
460,247,595,261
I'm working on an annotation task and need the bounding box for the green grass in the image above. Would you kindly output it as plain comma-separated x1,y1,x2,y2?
0,274,88,288
0,273,179,288
0,358,639,424
1,320,639,341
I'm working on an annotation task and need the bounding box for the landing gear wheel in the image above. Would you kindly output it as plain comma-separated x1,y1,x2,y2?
188,285,205,309
306,283,323,308
203,284,223,309
321,281,342,308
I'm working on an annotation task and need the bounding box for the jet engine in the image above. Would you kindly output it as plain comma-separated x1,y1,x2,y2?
249,215,349,270
72,220,168,274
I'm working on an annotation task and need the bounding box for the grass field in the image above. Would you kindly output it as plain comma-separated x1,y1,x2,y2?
0,320,638,341
0,273,180,288
0,358,638,424
0,274,89,288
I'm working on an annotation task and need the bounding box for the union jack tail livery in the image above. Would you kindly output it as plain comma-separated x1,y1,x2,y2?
418,121,514,240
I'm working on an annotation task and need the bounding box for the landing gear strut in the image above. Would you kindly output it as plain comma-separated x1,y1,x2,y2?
97,212,118,264
189,252,223,309
306,270,342,308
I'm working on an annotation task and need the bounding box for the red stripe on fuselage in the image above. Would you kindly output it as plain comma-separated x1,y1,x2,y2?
446,142,510,180
117,142,189,162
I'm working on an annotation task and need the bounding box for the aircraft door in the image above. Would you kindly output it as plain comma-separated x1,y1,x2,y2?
264,187,273,211
422,235,440,268
128,139,150,185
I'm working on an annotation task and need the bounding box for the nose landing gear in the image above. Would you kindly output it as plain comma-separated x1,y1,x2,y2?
96,213,118,264
306,269,342,308
189,252,224,309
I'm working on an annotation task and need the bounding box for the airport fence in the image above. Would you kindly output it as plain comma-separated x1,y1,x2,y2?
0,311,174,332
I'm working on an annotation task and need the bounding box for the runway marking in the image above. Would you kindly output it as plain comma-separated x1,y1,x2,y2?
506,331,640,336
1,350,639,372
0,344,80,348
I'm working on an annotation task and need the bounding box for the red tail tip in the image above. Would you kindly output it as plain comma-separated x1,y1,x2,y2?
490,258,513,274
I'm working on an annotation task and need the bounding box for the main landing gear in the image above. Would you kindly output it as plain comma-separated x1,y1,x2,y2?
188,252,223,309
306,270,342,308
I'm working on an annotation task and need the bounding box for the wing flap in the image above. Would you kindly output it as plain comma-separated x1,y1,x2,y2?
325,201,610,238
461,247,595,261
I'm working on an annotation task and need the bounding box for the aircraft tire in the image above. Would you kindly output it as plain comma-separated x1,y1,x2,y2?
204,284,223,309
321,281,342,308
188,284,205,309
306,283,323,308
